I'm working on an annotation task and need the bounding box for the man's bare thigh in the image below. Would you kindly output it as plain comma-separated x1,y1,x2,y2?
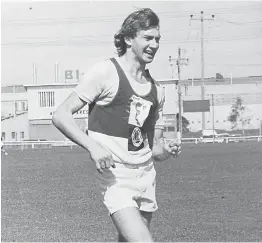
111,207,153,242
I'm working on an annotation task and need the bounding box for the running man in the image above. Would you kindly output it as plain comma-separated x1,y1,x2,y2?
1,137,8,156
52,8,181,242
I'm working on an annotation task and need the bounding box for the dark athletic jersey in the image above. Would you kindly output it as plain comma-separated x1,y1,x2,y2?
75,57,164,164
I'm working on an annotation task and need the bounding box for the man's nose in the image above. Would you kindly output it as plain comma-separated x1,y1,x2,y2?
150,39,159,49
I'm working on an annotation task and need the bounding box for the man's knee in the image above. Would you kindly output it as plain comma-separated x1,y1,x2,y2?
136,231,153,242
118,233,126,242
119,231,153,242
112,207,154,242
140,210,153,228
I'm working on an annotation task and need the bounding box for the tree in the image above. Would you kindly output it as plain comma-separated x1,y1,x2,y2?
228,97,253,136
216,72,224,82
176,113,190,132
228,97,244,129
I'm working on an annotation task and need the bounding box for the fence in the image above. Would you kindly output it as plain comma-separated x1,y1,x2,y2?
2,135,261,150
2,140,75,150
181,135,261,144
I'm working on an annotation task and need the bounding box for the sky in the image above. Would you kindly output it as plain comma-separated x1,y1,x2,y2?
1,1,262,85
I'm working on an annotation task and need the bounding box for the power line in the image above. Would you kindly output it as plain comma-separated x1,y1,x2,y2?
3,20,261,43
2,4,262,26
190,11,215,130
215,17,262,26
207,63,262,66
2,34,262,47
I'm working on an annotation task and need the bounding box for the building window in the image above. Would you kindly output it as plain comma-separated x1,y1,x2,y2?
167,126,175,132
15,101,27,112
20,131,24,139
38,91,55,107
22,101,27,111
1,132,5,140
11,132,16,139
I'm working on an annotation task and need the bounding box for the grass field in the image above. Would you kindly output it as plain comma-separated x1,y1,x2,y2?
1,142,262,242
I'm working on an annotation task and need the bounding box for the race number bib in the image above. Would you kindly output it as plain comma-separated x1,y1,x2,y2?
127,95,152,151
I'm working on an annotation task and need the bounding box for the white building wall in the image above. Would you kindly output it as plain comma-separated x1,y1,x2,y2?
1,113,29,141
1,93,28,117
26,84,88,121
160,83,262,132
23,82,262,138
184,104,262,132
161,83,262,103
1,92,28,102
162,84,178,114
1,102,15,117
204,83,262,94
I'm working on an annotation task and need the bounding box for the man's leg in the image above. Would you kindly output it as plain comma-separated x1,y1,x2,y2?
117,210,153,242
111,207,154,242
1,148,7,156
140,210,153,227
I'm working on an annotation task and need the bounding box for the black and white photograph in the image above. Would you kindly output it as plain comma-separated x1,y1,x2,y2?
1,1,262,242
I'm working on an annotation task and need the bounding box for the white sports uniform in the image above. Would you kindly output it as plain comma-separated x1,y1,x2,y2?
75,57,165,214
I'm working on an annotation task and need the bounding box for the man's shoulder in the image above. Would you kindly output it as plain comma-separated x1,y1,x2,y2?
151,78,164,93
149,78,165,104
79,57,119,90
87,58,116,74
146,70,162,89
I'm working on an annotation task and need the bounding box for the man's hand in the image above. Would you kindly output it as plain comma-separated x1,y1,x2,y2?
152,138,181,161
88,143,115,173
163,139,181,158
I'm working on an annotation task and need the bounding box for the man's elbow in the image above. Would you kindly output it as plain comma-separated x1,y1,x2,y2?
52,108,67,128
152,153,168,162
152,154,162,161
52,109,60,128
152,143,169,162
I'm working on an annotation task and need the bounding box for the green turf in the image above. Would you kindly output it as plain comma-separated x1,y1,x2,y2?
1,142,262,242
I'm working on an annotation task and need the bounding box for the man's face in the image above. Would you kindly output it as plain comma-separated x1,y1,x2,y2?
135,103,143,115
128,27,161,64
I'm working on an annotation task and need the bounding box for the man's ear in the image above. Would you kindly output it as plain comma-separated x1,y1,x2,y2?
124,37,133,46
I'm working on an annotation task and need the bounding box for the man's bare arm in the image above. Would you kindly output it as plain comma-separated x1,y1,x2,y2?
52,92,94,150
148,129,168,161
52,92,115,172
148,129,181,162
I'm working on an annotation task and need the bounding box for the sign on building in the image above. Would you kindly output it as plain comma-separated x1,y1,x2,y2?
65,70,80,82
183,100,210,113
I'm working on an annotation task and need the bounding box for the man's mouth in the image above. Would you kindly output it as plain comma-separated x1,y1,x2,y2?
144,50,155,57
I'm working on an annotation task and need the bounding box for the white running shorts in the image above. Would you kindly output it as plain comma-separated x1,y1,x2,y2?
96,160,158,215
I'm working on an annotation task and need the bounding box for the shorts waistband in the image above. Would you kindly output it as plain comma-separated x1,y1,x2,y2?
114,159,153,169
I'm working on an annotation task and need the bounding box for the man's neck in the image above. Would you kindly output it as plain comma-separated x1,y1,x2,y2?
119,53,147,82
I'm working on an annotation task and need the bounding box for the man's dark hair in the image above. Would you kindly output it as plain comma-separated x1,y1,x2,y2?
114,8,159,57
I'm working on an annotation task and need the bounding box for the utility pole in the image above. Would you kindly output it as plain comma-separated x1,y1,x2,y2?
177,47,188,138
33,63,37,84
190,11,215,131
169,48,188,139
259,120,262,142
169,56,176,79
212,94,215,143
55,62,59,83
13,85,16,118
168,55,178,138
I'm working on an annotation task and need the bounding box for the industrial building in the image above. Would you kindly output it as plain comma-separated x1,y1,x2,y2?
1,76,262,141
